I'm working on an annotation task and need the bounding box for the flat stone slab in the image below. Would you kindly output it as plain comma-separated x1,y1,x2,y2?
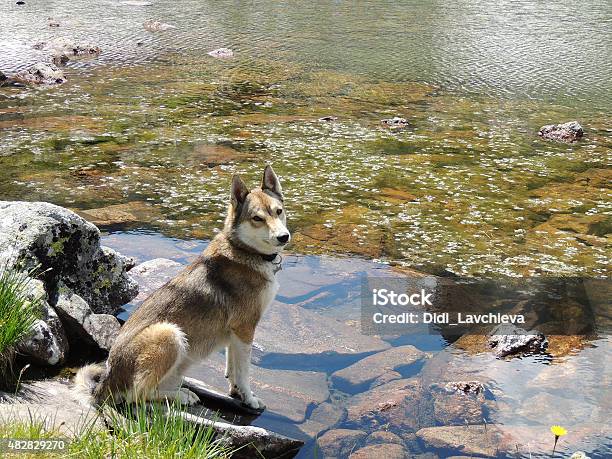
331,345,427,393
254,300,390,370
185,351,329,423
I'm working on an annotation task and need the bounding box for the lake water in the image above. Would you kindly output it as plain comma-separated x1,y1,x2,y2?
1,1,611,456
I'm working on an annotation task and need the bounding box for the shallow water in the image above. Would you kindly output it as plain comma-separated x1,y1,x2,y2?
103,231,611,458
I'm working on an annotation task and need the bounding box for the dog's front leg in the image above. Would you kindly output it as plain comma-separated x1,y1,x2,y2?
228,331,265,411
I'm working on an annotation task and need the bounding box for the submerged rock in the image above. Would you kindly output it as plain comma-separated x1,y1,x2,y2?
0,201,138,315
331,345,426,393
349,443,407,459
17,278,69,366
11,63,66,85
186,350,329,423
538,120,583,142
416,425,499,457
345,378,422,438
208,47,234,58
442,380,485,395
488,324,548,358
317,429,367,458
365,430,404,445
428,381,485,425
254,299,390,369
76,201,162,228
298,401,345,438
33,38,101,67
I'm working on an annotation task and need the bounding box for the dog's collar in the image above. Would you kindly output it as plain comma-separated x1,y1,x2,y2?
263,253,283,273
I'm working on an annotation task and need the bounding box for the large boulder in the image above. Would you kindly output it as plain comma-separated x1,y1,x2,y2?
16,278,69,366
0,201,138,315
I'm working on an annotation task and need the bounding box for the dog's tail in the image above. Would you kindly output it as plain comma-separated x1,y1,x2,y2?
73,363,105,407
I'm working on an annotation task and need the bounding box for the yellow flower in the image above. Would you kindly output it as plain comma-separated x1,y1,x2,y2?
551,425,567,437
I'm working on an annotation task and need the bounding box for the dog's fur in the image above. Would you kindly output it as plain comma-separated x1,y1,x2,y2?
74,166,290,410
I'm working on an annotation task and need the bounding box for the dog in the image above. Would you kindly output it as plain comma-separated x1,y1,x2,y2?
74,165,290,410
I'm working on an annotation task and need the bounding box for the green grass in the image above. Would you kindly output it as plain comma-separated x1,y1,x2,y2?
0,400,233,459
0,265,41,387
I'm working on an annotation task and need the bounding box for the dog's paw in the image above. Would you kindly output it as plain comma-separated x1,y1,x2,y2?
243,394,266,411
178,388,200,406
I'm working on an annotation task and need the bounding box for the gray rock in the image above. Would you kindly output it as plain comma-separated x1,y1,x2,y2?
0,70,8,85
176,411,303,459
538,121,583,142
129,258,183,306
488,325,548,358
331,345,426,393
0,201,138,314
11,63,66,85
54,288,120,352
33,38,101,57
317,429,367,458
17,278,69,366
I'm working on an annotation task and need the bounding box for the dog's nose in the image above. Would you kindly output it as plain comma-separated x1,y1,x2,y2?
277,234,290,244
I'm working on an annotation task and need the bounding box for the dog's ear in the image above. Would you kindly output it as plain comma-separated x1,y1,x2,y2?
261,165,283,200
231,175,249,206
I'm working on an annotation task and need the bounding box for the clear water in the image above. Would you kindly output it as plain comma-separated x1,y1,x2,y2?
103,231,612,458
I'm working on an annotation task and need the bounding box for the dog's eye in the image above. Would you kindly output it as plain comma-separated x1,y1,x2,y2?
253,215,264,222
276,209,283,215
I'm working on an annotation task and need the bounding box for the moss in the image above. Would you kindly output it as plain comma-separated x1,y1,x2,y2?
48,237,69,258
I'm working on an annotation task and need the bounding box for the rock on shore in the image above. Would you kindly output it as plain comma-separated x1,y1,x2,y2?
0,201,138,315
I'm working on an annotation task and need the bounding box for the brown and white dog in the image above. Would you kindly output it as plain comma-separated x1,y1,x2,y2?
75,165,290,410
